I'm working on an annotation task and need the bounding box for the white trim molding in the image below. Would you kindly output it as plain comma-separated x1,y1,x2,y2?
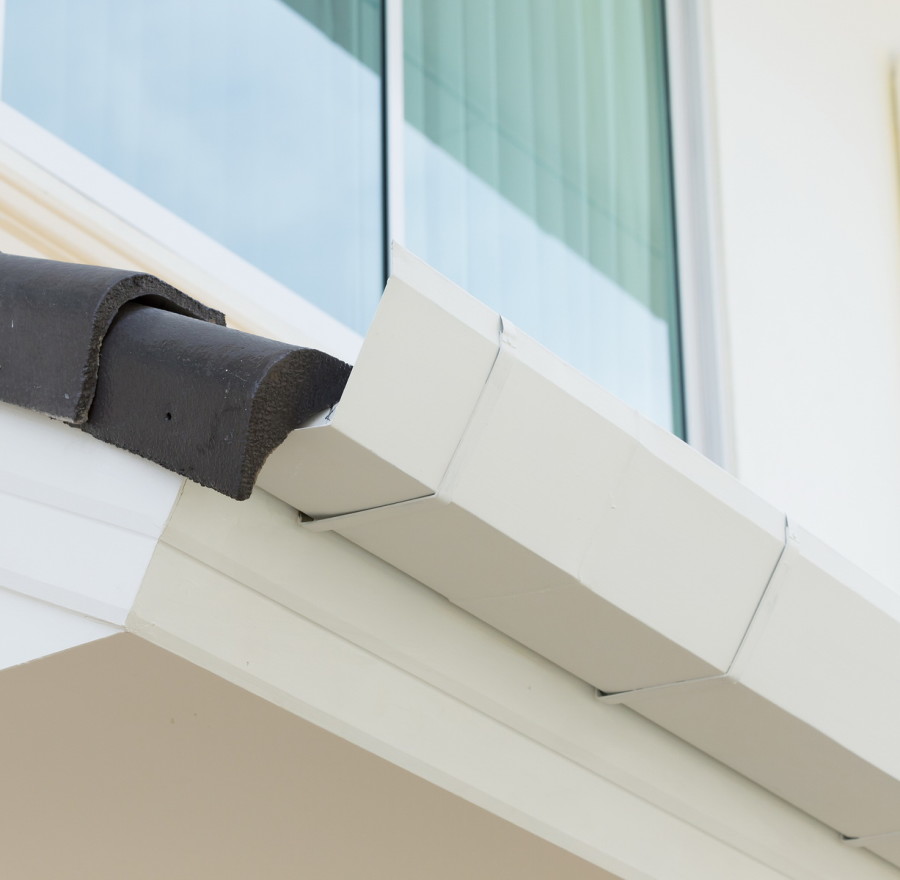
384,0,406,251
665,0,736,470
130,480,900,880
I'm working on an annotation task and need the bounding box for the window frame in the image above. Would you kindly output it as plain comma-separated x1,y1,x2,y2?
0,0,732,465
664,0,734,468
384,0,733,465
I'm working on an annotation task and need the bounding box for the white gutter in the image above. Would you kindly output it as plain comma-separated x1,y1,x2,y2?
258,246,900,867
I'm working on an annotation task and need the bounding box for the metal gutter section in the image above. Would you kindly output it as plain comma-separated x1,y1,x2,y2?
258,248,500,516
618,523,900,846
261,246,785,695
594,517,794,704
846,833,900,868
323,329,783,694
259,246,900,867
0,253,351,499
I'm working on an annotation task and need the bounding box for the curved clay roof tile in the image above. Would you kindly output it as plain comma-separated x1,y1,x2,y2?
0,253,351,500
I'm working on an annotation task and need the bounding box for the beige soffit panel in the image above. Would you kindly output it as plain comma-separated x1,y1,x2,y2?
0,634,618,880
261,246,785,694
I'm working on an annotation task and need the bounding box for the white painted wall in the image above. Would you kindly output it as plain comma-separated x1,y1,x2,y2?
708,0,900,589
0,402,184,624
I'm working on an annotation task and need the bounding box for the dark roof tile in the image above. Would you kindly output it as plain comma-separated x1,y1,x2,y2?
0,254,351,499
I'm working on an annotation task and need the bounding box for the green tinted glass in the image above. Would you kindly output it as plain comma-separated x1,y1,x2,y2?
4,0,384,334
404,0,683,433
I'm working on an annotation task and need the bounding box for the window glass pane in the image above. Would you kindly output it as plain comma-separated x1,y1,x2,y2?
404,0,683,433
3,0,384,335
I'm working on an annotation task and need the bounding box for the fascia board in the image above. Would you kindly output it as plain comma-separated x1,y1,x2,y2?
138,482,900,880
0,402,182,536
0,400,182,624
127,528,806,880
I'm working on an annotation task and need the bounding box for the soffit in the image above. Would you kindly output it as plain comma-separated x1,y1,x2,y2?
0,633,616,880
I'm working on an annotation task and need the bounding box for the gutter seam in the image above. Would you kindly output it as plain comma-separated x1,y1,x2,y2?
841,831,900,847
301,311,800,711
301,313,513,532
596,516,794,703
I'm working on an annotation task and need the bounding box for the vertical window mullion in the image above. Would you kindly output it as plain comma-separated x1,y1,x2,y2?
664,0,734,467
383,0,406,276
0,0,7,96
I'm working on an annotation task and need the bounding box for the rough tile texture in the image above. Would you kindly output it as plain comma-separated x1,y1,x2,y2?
0,253,351,499
83,305,351,499
0,252,224,423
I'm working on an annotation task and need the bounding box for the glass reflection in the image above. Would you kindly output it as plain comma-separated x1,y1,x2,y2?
404,0,683,433
3,0,384,334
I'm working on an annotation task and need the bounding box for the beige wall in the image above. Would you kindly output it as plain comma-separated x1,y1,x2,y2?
709,0,900,587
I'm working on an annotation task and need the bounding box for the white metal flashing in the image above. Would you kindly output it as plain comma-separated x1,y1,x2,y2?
595,517,794,704
594,518,900,843
260,246,784,695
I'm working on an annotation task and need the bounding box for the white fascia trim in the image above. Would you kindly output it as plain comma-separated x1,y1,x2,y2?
128,546,758,880
0,401,183,626
131,482,900,880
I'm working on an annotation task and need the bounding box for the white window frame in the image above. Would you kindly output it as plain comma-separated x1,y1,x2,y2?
0,0,733,467
665,0,735,469
386,0,734,467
